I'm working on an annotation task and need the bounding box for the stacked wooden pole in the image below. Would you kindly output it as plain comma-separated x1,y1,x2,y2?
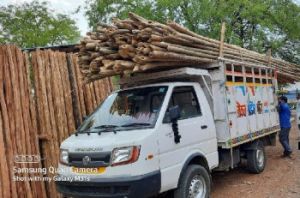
0,45,47,198
0,45,113,198
78,12,300,83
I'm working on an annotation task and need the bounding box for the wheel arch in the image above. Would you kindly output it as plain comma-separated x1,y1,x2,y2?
178,153,209,183
241,139,264,151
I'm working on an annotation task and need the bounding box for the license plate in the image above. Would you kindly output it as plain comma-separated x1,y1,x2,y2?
72,167,106,174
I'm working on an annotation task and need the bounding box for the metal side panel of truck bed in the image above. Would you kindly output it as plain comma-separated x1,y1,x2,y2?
210,60,280,148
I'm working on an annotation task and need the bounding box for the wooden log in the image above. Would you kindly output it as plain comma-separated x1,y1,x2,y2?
66,54,82,128
107,29,131,36
23,52,47,198
105,53,122,59
168,20,269,60
93,80,102,105
79,55,91,61
166,45,217,59
96,47,117,55
44,50,59,142
119,44,136,52
140,61,193,71
30,51,52,198
219,22,226,57
85,42,97,50
113,60,135,72
83,82,95,114
149,34,163,42
90,60,102,70
113,18,135,30
35,50,58,197
16,46,39,198
103,59,115,69
43,51,62,190
0,49,11,198
153,42,218,57
73,55,87,120
8,45,32,197
133,55,179,64
129,12,176,34
58,52,76,137
0,110,10,198
89,82,98,110
149,51,215,63
90,52,102,59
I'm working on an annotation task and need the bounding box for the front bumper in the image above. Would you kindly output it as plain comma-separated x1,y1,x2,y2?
55,171,161,198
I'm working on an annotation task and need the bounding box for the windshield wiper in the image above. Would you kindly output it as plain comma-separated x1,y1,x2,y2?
75,125,119,136
94,125,120,129
94,125,121,134
121,123,151,127
75,130,96,136
76,128,117,136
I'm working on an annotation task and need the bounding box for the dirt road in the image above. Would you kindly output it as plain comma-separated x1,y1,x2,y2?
211,121,300,198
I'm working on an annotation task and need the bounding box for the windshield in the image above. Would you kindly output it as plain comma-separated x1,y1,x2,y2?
78,86,168,132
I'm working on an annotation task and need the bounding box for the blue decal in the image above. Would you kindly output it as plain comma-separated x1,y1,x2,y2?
248,101,256,115
236,86,246,96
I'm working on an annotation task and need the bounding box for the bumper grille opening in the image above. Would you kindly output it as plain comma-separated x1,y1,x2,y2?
59,183,130,196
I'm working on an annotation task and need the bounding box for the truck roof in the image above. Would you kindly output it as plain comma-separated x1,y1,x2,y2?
120,67,211,88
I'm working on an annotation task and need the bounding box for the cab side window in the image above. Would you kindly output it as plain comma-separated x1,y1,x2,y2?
163,86,201,123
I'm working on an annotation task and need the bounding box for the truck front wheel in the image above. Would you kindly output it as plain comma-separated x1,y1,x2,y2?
174,165,210,198
246,146,266,174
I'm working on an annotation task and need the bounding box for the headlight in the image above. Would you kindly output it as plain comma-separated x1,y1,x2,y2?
111,146,140,166
60,149,69,165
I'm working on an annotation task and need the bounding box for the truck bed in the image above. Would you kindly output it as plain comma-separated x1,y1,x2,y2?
210,61,280,148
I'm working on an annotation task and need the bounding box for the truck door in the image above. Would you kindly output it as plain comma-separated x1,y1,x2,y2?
157,85,217,191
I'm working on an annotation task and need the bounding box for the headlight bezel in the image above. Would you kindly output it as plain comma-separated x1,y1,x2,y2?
111,146,141,167
59,149,69,165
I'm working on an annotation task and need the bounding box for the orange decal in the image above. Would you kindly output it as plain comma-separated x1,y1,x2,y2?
236,102,247,117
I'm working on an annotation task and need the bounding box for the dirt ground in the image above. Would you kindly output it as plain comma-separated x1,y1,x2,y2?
211,119,300,198
157,115,300,198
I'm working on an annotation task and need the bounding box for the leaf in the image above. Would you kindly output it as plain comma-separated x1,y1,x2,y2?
0,0,81,48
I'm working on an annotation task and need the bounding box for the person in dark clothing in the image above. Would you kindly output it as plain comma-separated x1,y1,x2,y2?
278,96,292,157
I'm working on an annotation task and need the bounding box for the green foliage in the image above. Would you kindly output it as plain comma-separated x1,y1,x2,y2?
85,0,300,64
0,0,80,48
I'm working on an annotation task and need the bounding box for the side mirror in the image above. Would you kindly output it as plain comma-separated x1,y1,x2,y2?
169,106,181,121
168,106,181,144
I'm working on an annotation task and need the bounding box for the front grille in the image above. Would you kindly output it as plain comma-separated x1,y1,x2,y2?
68,152,111,167
58,183,130,196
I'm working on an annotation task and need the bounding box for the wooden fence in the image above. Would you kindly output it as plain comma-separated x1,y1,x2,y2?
0,45,113,198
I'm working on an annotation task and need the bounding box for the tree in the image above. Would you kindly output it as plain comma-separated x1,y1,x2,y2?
0,0,80,48
84,0,300,64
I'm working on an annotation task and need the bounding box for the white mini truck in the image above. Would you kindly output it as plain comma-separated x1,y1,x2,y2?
56,61,280,198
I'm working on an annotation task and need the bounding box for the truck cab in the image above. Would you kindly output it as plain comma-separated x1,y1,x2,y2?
56,79,218,198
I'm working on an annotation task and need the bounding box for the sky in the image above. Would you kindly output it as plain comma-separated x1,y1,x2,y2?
1,0,300,36
0,0,90,35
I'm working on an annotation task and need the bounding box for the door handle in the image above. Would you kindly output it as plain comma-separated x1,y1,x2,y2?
201,125,208,129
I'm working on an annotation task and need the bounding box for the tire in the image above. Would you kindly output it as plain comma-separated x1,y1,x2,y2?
174,165,210,198
246,145,266,174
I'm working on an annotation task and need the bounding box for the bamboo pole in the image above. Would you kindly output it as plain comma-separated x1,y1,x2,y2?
219,22,226,58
